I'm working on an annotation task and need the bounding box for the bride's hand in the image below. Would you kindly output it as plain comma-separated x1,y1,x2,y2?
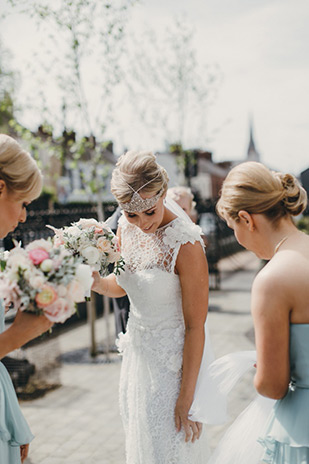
91,271,102,293
91,271,108,295
175,397,203,443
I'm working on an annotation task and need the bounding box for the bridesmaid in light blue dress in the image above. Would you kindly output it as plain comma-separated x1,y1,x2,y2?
0,301,34,463
258,324,309,462
215,161,309,464
0,134,52,462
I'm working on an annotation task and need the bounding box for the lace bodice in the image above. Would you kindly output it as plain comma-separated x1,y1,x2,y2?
116,215,204,331
118,214,203,274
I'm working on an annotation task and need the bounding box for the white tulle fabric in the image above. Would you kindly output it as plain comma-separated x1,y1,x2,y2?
116,214,210,464
203,351,275,464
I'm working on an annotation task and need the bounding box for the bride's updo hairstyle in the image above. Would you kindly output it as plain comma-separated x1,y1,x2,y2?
217,161,307,223
0,134,43,200
111,150,169,204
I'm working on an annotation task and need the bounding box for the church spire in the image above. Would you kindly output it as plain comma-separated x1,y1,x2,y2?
247,118,260,162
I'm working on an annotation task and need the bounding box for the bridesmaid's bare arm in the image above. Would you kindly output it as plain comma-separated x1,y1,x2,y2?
0,311,53,359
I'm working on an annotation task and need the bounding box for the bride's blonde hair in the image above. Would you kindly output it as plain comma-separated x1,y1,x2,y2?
217,161,307,222
0,134,43,200
111,150,169,203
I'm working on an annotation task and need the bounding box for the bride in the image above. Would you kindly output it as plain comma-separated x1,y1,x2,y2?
91,150,210,463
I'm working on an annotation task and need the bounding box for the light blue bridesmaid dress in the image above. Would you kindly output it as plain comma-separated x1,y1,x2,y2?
258,324,309,463
0,301,34,463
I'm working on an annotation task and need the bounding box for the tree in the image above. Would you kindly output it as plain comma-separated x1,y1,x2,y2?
5,0,136,139
0,37,18,128
125,16,222,150
3,0,137,212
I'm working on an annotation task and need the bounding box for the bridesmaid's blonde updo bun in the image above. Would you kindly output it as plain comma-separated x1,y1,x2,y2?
217,161,307,222
111,150,169,204
0,134,43,200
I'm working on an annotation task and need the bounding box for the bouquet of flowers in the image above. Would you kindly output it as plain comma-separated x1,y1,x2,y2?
0,239,93,323
47,218,125,276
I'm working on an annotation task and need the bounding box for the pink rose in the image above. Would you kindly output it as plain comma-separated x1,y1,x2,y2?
44,297,75,323
29,248,50,265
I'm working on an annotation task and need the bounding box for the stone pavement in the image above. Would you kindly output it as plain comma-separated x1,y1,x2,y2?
21,250,260,464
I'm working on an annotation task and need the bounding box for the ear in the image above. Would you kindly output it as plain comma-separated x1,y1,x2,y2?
0,180,5,195
238,210,255,231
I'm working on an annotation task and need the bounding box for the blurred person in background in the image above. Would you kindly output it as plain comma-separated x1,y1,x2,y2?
167,186,208,248
167,186,198,223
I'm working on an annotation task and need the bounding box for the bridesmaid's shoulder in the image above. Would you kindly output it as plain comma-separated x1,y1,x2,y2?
253,258,289,295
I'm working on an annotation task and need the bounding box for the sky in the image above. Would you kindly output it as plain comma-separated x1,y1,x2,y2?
1,0,309,176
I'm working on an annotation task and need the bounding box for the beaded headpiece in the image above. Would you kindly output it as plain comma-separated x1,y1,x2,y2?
119,177,164,213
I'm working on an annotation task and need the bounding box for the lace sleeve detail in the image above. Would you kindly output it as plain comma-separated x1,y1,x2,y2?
163,219,204,249
163,219,205,272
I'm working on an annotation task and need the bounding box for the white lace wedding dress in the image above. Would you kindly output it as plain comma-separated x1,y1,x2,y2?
116,215,209,464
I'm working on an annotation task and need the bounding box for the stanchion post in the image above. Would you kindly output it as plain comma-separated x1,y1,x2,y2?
102,294,111,361
87,291,97,357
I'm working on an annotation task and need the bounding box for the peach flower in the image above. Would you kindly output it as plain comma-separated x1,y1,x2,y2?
35,285,58,308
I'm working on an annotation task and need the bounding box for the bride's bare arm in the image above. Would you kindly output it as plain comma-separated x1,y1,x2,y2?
174,241,209,442
91,272,127,298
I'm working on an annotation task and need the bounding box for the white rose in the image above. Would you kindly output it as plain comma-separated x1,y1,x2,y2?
7,269,19,282
29,275,45,289
80,246,100,265
67,279,86,303
8,250,29,268
0,250,9,260
76,218,101,228
65,225,82,238
40,259,54,273
75,264,94,291
13,256,32,273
